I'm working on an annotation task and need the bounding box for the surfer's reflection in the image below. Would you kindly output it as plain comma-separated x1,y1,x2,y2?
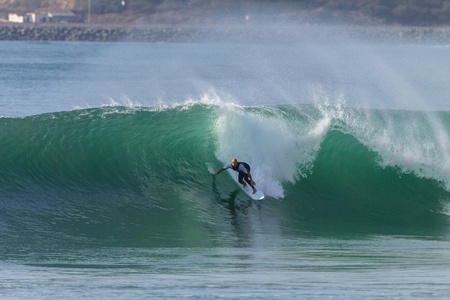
211,177,253,247
211,178,252,207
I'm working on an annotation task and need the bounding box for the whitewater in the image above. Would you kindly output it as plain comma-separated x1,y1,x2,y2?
1,40,450,298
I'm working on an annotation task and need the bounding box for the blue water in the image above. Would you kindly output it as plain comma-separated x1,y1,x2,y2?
1,40,450,298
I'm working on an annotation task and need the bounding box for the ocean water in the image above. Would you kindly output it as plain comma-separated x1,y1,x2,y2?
1,40,450,299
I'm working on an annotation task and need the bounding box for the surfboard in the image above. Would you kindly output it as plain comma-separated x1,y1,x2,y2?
241,182,265,200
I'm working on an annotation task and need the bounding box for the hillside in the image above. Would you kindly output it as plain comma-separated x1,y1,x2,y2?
0,0,75,12
1,0,450,26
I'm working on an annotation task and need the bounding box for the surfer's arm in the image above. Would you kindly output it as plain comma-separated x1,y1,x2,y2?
212,168,224,176
212,164,231,176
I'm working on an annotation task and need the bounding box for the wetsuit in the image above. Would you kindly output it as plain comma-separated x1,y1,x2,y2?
223,162,253,188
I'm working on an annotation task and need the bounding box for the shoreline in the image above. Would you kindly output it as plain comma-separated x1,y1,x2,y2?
1,23,450,43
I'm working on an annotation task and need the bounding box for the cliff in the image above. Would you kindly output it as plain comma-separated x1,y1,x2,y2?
1,0,450,27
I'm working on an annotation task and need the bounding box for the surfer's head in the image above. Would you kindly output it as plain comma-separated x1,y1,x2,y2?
231,158,238,167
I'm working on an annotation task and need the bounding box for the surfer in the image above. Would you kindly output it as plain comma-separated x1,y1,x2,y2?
212,158,257,194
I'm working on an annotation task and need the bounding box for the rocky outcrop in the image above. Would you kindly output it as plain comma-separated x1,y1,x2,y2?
1,23,450,44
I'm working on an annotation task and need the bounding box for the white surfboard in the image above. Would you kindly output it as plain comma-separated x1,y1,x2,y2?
227,167,265,200
240,182,265,200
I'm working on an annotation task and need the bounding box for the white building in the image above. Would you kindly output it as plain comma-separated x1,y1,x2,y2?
25,13,50,23
8,11,76,24
8,13,24,23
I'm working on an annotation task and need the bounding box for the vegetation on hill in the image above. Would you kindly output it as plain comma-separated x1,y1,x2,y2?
1,0,450,26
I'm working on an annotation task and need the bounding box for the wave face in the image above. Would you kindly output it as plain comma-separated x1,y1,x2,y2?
1,103,450,247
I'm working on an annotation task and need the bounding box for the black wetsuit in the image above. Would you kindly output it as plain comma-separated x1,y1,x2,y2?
223,162,253,187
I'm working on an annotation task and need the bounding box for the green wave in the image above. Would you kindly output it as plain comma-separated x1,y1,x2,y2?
1,104,449,246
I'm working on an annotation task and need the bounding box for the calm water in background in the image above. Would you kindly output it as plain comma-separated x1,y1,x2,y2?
1,40,450,298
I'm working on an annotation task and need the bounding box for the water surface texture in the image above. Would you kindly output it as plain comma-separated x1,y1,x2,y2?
1,41,450,298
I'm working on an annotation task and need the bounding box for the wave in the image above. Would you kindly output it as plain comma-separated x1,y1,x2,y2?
1,102,449,245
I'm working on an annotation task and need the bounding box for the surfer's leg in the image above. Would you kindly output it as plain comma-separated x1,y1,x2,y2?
238,172,246,186
243,174,252,187
243,174,256,194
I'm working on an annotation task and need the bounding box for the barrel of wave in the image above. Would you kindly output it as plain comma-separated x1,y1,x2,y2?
212,104,331,199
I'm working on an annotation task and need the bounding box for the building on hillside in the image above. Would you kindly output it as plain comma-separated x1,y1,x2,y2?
8,13,24,23
8,11,76,24
25,13,50,23
47,11,76,23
